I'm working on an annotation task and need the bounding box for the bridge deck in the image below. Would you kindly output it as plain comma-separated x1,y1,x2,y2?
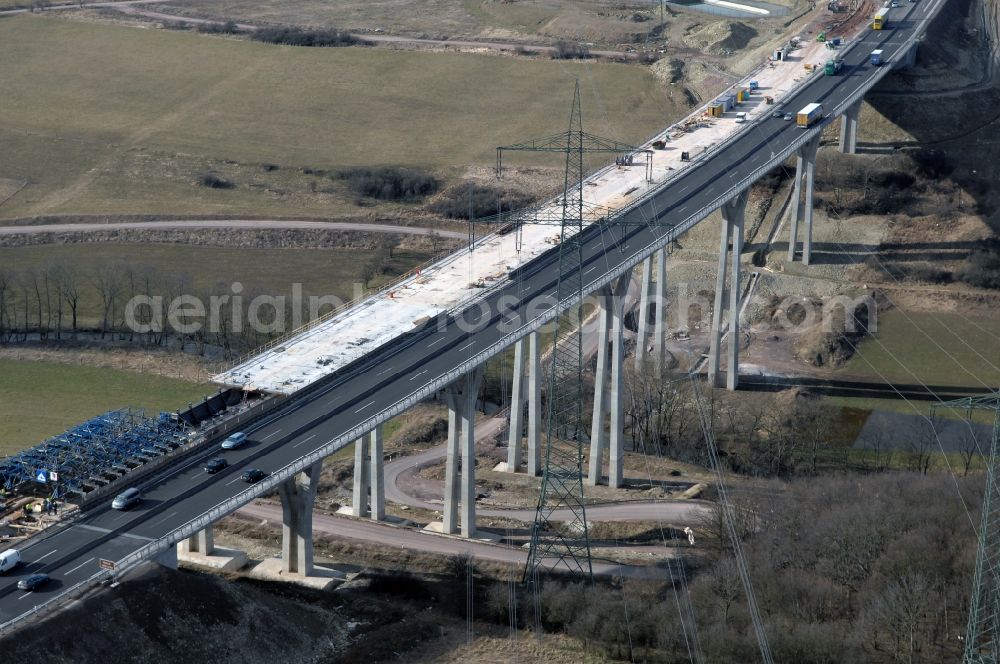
214,34,837,394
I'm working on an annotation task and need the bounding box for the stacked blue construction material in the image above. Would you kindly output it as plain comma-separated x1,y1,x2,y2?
0,408,188,499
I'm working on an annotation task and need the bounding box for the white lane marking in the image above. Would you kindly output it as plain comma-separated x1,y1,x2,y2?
17,593,32,600
113,511,131,522
149,510,178,528
458,341,475,352
35,549,57,563
427,336,446,348
75,524,111,535
262,428,283,441
355,400,376,413
376,365,393,376
293,434,318,449
584,265,599,275
121,532,153,542
65,557,95,576
409,369,428,381
226,475,246,486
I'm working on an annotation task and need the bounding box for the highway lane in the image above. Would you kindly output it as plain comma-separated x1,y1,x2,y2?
0,0,939,624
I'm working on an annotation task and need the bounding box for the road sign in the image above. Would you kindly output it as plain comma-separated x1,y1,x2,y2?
35,470,47,483
48,471,59,482
99,559,116,571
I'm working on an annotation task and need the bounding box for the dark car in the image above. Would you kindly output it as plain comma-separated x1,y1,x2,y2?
204,457,229,474
17,573,49,591
242,468,266,483
771,108,784,118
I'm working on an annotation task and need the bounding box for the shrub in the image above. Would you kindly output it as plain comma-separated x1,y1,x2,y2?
957,241,1000,289
552,40,591,59
197,20,242,35
251,26,368,47
199,173,234,189
430,184,535,219
337,166,439,201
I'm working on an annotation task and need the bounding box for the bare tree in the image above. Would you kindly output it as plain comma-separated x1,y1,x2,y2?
93,264,124,339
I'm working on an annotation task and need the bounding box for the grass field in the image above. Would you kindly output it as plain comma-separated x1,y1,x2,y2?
0,359,210,454
0,15,675,220
843,309,1000,389
0,243,439,325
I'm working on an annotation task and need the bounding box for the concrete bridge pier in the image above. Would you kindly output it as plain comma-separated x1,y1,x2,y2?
588,268,633,488
635,248,667,369
351,424,385,520
787,134,821,265
895,43,917,69
279,461,323,576
177,525,248,571
839,100,862,155
708,191,749,390
186,527,214,554
505,331,542,475
443,367,484,537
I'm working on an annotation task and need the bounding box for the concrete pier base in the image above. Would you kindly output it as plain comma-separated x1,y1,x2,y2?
248,557,344,591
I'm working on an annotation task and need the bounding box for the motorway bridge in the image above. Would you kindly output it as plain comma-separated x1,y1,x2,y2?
0,0,947,632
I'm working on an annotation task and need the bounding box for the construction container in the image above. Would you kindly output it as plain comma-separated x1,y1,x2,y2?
773,47,787,61
870,49,884,65
796,102,824,128
721,93,736,111
708,103,725,117
736,88,750,102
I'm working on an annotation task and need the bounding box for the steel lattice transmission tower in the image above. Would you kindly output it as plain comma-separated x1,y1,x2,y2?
935,391,1000,664
494,81,641,580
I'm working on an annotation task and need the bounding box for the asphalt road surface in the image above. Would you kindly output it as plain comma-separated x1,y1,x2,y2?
0,0,941,624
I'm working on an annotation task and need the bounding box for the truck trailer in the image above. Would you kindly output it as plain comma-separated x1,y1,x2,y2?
872,8,888,29
796,103,824,128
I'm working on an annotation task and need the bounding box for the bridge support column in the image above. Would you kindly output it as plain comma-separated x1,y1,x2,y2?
839,100,862,155
895,43,917,69
653,248,667,374
443,367,483,536
708,192,748,390
186,526,214,555
527,331,542,476
787,135,820,265
634,255,652,369
351,425,384,520
279,461,322,576
588,269,633,487
506,337,526,472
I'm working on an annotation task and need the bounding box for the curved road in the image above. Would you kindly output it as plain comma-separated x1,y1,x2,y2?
0,219,466,239
384,423,709,523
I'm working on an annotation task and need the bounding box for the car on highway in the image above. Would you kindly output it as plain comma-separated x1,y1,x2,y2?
771,108,784,118
221,431,248,450
17,573,49,592
204,457,229,474
783,113,794,121
111,487,142,511
242,468,266,483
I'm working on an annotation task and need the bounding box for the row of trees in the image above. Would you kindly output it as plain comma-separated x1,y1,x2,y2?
0,263,337,359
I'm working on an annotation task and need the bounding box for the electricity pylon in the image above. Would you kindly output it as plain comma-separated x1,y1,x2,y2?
935,391,1000,664
494,81,641,580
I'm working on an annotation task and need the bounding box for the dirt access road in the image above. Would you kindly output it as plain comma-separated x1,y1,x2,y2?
0,219,466,239
237,501,684,578
0,0,637,59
